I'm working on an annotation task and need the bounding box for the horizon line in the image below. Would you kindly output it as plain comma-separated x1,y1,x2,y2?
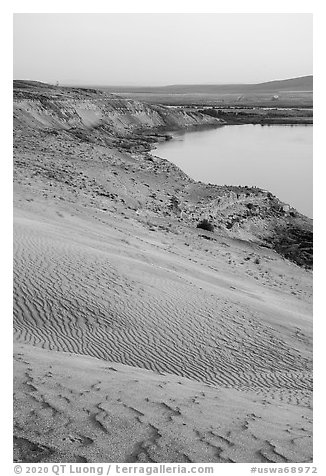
14,74,313,89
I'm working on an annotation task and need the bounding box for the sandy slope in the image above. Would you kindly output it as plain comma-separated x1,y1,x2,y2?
13,206,312,394
14,343,312,464
13,197,312,462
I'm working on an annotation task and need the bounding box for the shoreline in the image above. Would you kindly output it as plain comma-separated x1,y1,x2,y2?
13,81,313,269
189,106,312,126
147,113,313,155
148,123,313,220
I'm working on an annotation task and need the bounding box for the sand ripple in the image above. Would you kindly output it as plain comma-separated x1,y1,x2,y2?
14,344,313,463
13,212,312,404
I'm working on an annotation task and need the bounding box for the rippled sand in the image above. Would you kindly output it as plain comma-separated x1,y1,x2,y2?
14,344,312,463
13,200,312,463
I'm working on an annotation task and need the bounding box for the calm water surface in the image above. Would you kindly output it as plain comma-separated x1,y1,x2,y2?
152,125,312,217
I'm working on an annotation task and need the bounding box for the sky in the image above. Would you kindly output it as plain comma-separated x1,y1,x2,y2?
13,13,312,86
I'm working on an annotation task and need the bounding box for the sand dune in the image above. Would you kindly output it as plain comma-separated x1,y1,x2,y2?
13,201,313,462
13,207,312,397
14,343,312,463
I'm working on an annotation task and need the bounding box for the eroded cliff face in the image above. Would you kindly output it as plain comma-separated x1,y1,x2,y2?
13,81,312,268
14,82,223,139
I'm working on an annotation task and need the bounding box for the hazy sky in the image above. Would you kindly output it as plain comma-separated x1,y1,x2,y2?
13,13,312,86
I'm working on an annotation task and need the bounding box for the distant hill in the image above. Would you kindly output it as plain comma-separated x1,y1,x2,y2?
13,76,313,109
246,76,313,93
14,76,313,95
101,76,313,95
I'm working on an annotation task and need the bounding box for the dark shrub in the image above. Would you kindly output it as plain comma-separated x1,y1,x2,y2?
197,219,214,232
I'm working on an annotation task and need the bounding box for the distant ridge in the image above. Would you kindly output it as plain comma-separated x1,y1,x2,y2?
14,76,313,95
245,75,313,92
100,75,313,95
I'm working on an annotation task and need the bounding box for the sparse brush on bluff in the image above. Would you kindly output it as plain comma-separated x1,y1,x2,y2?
196,219,215,232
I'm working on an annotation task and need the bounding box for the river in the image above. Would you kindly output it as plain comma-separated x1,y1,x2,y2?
152,124,313,218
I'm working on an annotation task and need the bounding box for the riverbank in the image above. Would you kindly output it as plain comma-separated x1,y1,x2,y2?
13,81,312,268
198,106,313,125
150,124,313,218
